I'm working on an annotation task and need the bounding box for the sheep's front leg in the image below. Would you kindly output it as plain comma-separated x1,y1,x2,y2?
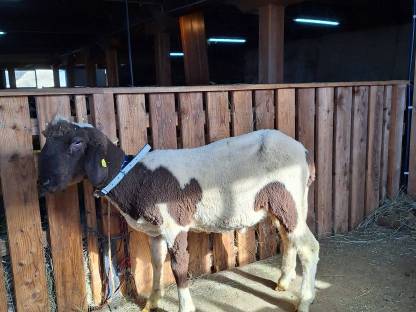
168,231,195,312
143,235,167,312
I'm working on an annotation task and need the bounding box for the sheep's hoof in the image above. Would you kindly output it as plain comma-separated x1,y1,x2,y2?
276,279,290,291
141,308,151,312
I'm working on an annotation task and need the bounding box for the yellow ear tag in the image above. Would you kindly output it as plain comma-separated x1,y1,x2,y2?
101,159,107,168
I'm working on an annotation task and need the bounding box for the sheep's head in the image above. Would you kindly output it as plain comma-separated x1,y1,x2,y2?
38,116,110,194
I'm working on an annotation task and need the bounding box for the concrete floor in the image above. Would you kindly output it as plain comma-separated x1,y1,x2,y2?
100,227,416,312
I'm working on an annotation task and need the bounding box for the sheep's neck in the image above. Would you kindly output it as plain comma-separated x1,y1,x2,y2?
98,139,126,189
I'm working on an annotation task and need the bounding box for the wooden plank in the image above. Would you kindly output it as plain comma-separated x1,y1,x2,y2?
75,95,103,305
380,86,392,201
258,4,284,83
315,88,334,236
0,97,49,311
116,94,154,295
296,88,316,233
231,91,256,266
89,93,125,295
154,32,172,86
276,89,295,137
36,95,87,311
206,91,236,271
365,86,385,215
350,86,369,229
0,261,8,312
179,12,209,85
333,87,352,233
408,98,416,197
149,93,178,149
105,47,119,87
387,85,406,197
148,93,177,286
0,81,408,97
254,90,278,259
178,92,211,276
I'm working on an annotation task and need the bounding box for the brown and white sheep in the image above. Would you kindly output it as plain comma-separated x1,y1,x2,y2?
38,116,319,312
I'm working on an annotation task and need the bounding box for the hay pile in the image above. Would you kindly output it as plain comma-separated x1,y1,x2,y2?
359,192,416,235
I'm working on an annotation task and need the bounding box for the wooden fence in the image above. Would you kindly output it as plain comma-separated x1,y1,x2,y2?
0,80,408,311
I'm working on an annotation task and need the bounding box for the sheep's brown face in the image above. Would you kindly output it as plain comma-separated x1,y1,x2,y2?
38,119,109,195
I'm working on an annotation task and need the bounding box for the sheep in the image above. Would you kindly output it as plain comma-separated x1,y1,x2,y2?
38,116,319,312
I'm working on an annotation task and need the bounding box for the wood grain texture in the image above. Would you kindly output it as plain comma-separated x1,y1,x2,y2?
36,95,87,311
89,93,126,293
148,93,177,286
254,89,278,259
258,4,284,83
0,261,8,312
206,91,236,271
178,92,211,276
115,94,154,295
380,86,392,201
276,89,296,137
387,85,406,198
179,11,209,85
315,88,334,236
296,88,316,233
365,86,384,215
75,95,103,305
0,97,49,312
408,97,416,197
154,33,172,86
149,93,177,149
231,91,257,266
333,87,352,233
350,87,369,229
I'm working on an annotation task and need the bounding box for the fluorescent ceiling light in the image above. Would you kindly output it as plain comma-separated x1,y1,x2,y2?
294,18,339,26
208,37,246,43
0,31,6,35
169,52,184,57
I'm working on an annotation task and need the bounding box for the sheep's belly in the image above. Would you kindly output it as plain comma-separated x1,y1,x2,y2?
191,191,268,233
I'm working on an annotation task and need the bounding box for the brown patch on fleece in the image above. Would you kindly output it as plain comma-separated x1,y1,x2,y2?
305,150,316,187
168,231,190,288
109,164,202,226
254,182,297,232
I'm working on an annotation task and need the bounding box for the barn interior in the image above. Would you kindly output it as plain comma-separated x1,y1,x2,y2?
0,0,412,88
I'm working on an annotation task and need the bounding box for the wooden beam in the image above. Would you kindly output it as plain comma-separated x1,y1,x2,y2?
7,66,16,89
179,12,209,85
259,4,284,83
105,47,119,87
66,57,75,88
0,68,5,89
154,32,172,86
85,50,97,87
52,65,60,88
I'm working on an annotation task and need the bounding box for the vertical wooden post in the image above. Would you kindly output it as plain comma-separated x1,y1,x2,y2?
155,32,172,86
52,65,60,88
85,50,97,87
350,86,369,229
105,47,119,87
387,84,406,197
0,68,5,88
66,57,75,87
0,97,49,311
259,4,285,83
7,66,16,89
179,11,209,85
315,88,334,236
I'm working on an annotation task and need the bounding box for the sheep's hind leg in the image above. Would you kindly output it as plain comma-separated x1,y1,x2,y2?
293,227,319,312
143,235,167,312
168,231,195,312
276,224,297,291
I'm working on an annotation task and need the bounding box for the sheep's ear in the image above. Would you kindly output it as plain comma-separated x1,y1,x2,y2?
84,142,108,186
